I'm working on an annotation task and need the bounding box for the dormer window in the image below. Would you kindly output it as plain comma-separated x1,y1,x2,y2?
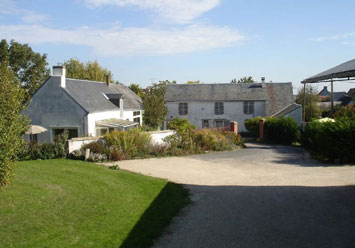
105,93,122,107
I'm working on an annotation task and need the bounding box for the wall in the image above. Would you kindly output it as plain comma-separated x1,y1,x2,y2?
149,130,176,145
166,101,266,132
284,107,303,126
23,77,87,143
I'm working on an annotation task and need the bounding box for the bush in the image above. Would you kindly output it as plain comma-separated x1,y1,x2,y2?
104,129,151,159
335,104,355,120
82,141,109,156
168,117,196,135
264,117,300,145
302,118,355,163
244,117,264,137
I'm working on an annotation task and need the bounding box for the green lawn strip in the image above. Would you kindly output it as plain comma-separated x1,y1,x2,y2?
0,159,188,248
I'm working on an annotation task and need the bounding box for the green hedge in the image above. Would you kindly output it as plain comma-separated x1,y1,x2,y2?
264,117,300,145
244,117,263,137
302,118,355,163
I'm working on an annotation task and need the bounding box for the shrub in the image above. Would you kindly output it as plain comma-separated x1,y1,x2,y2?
264,117,300,145
53,131,69,158
104,129,151,159
334,104,355,120
302,118,355,163
168,117,196,135
244,117,264,137
82,141,109,156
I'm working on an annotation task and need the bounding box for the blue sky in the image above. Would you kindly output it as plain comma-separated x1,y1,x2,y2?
1,0,355,93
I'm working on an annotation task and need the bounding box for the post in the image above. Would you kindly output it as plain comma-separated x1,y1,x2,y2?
259,118,265,140
310,86,313,120
331,79,334,117
230,122,238,134
85,148,90,161
302,83,306,123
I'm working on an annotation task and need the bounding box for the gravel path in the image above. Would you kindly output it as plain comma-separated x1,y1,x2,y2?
106,143,355,248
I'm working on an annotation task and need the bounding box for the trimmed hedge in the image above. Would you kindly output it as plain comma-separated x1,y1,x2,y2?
244,117,263,137
264,117,300,145
302,118,355,163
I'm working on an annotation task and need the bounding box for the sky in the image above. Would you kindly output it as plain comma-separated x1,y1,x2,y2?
1,0,355,93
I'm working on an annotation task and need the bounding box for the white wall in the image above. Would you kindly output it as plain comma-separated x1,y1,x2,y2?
166,101,266,132
149,130,176,145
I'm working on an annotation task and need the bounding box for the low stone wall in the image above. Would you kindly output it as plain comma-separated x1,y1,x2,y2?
68,130,176,153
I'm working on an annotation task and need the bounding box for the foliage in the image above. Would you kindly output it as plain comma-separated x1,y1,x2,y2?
231,76,255,84
0,39,50,100
302,118,355,163
0,159,188,248
334,104,355,120
295,85,321,121
53,130,69,158
128,83,143,98
143,80,175,128
64,58,120,84
264,117,300,145
0,44,29,186
104,129,151,159
82,141,109,156
244,117,264,137
168,117,196,135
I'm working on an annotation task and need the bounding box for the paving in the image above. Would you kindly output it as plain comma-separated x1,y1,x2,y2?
108,143,355,248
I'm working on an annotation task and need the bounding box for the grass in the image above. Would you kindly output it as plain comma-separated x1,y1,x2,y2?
0,159,188,248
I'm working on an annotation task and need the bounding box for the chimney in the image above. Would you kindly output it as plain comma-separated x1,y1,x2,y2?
106,74,110,87
120,97,124,118
261,77,265,83
53,65,66,88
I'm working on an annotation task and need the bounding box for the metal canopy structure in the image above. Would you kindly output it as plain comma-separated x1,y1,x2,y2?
302,58,355,84
301,58,355,121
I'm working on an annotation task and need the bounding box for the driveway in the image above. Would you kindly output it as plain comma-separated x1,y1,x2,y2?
111,143,355,248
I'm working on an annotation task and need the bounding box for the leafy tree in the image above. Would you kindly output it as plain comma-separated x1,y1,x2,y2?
230,78,237,83
0,41,29,186
128,83,143,98
0,39,50,100
295,85,321,121
186,80,200,84
64,58,119,84
143,80,176,129
237,76,254,83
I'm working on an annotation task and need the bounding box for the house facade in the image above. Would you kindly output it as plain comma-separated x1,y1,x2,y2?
23,66,143,143
165,83,296,132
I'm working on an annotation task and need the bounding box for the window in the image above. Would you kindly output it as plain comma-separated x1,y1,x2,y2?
52,128,78,140
179,103,188,115
215,102,224,115
243,101,254,114
133,111,140,116
134,117,140,124
215,120,224,128
95,127,108,137
202,120,210,128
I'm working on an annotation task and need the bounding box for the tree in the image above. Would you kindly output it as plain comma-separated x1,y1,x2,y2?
186,80,200,84
0,41,29,186
128,83,143,98
0,39,50,100
295,85,321,121
64,58,119,84
143,80,176,128
237,76,254,83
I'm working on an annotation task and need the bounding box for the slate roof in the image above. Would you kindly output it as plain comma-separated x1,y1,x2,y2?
317,87,346,101
165,83,294,115
271,103,302,118
62,78,142,113
302,58,355,84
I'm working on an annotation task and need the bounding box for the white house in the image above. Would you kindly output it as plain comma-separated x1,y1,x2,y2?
165,83,299,132
23,66,143,143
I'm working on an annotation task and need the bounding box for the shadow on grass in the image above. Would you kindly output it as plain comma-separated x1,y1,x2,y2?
120,182,189,248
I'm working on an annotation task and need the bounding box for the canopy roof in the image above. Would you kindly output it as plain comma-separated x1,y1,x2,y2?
96,118,138,128
302,58,355,84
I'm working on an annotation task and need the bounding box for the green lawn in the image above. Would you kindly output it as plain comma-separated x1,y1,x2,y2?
0,159,188,248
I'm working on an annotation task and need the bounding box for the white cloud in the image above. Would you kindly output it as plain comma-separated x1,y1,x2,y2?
0,24,244,56
84,0,220,24
312,32,355,42
0,0,49,23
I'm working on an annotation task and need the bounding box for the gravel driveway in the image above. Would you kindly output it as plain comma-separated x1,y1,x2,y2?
109,143,355,248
